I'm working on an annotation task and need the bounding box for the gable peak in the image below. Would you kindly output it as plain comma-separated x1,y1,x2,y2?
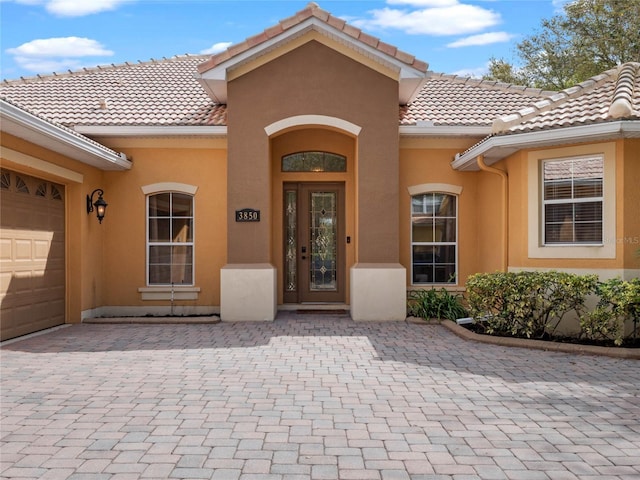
195,3,429,105
196,3,427,76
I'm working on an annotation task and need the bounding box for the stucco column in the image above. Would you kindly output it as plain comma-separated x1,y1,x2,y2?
221,115,276,321
355,129,400,263
226,132,271,264
350,124,406,320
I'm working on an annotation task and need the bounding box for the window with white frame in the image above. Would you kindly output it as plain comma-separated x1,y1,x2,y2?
542,156,603,245
411,193,457,284
147,192,194,285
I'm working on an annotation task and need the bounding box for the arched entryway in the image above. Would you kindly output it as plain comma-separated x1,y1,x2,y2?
270,126,356,306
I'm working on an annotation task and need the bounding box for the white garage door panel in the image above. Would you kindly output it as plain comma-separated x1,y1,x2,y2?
1,169,65,341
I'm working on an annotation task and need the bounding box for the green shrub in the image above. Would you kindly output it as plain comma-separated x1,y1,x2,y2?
407,288,468,321
466,271,598,339
580,278,640,346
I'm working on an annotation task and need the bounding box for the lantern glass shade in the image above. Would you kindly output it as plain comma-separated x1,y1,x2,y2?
94,196,107,223
87,189,108,223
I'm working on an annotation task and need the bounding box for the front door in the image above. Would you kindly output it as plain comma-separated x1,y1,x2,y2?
283,182,345,303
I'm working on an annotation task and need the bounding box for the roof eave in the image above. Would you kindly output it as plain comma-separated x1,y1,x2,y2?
400,125,491,137
74,125,228,137
195,76,226,105
452,121,640,171
1,99,131,171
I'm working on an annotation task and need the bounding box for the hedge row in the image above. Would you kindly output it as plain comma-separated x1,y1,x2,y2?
465,271,640,346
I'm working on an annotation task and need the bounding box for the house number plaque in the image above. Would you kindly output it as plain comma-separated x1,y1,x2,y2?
235,208,260,222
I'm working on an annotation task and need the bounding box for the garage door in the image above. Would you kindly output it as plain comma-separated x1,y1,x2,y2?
1,169,65,341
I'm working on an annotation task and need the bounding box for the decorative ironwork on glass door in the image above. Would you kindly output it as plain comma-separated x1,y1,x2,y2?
309,192,337,291
285,190,297,293
283,182,344,304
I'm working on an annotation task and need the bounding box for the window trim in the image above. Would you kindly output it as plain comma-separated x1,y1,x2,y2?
408,183,463,197
410,190,459,286
145,191,195,287
141,182,198,196
528,143,616,259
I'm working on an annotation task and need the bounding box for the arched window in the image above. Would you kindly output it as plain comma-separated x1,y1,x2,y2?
411,193,457,284
147,192,194,285
282,151,346,172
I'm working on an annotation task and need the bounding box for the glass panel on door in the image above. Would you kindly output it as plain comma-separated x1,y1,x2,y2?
283,183,345,304
309,192,337,291
284,190,297,294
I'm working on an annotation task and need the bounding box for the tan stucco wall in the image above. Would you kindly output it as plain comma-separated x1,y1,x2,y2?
399,136,640,288
227,39,401,264
476,159,509,274
622,138,640,271
84,134,640,312
1,133,105,323
98,138,227,308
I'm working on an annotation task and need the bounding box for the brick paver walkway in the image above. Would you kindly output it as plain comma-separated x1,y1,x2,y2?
1,314,639,480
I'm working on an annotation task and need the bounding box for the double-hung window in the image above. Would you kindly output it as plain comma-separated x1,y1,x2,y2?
543,156,603,245
411,193,457,284
147,192,194,285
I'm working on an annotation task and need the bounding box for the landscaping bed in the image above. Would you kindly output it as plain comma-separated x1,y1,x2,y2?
439,319,640,360
408,271,640,351
459,319,640,348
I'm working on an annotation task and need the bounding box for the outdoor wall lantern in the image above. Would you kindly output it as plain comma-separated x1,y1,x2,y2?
87,188,108,223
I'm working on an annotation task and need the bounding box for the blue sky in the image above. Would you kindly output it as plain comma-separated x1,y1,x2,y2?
0,0,569,81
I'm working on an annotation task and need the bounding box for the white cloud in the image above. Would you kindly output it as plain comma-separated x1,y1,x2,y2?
48,0,131,16
200,42,233,55
6,37,113,73
387,0,459,5
447,31,515,48
451,64,489,78
352,3,501,36
7,37,114,57
4,0,132,16
11,56,84,73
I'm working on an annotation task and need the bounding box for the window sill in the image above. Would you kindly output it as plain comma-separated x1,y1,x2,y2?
528,243,614,259
138,286,200,301
542,243,604,247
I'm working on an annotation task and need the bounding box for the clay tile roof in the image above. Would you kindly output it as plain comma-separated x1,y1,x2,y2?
493,62,640,134
1,56,555,130
197,2,428,75
1,96,124,157
8,7,635,135
1,55,227,127
400,73,554,127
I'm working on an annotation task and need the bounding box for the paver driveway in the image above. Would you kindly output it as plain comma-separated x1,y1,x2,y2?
1,314,639,480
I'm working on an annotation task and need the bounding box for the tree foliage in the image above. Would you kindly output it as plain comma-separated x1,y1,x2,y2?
484,0,640,90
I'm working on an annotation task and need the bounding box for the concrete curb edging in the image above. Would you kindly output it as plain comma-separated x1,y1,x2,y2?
83,316,221,324
435,319,640,359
